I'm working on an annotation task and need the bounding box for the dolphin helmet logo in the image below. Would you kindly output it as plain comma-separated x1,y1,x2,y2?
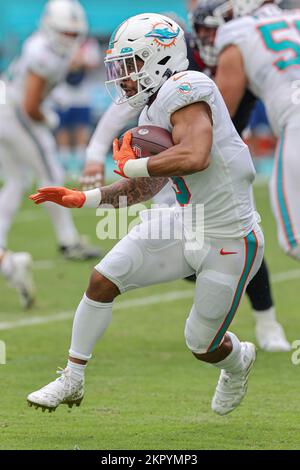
145,22,180,48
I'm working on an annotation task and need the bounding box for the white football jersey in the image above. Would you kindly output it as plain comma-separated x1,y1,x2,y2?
216,5,300,136
139,70,256,238
3,31,71,107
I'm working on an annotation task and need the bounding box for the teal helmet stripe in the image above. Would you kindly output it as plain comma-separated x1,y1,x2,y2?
109,20,127,49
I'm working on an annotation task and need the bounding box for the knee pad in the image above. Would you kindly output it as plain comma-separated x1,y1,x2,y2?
185,272,235,353
288,244,300,261
185,305,217,354
95,239,144,292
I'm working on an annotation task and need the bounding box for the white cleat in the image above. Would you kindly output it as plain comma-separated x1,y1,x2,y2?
255,320,291,352
211,342,256,416
7,252,35,309
27,368,84,412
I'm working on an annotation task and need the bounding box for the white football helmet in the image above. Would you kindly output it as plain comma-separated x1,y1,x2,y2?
230,0,281,17
104,13,189,109
40,0,88,55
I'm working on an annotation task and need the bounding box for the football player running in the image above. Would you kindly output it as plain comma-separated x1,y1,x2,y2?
28,13,264,416
0,0,101,309
82,0,290,352
215,1,300,265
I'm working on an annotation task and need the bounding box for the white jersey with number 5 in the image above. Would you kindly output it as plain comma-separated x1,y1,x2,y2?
138,70,257,239
216,4,300,136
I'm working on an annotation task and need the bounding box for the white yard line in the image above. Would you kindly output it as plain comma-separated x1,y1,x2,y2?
0,268,299,332
271,269,300,283
15,209,99,224
0,290,194,331
33,260,56,270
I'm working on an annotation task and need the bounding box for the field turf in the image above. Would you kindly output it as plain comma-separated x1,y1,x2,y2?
0,184,299,450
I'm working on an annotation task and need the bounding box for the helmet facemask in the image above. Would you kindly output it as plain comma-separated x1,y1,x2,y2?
194,21,220,67
105,47,176,108
40,0,88,56
44,28,85,56
190,1,233,67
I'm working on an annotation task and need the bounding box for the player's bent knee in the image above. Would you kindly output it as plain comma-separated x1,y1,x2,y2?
86,270,120,303
184,307,217,354
95,241,144,292
185,275,234,353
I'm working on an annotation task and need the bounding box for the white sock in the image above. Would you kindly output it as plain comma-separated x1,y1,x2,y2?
0,250,13,278
69,293,113,361
253,307,276,324
213,332,244,374
67,360,86,382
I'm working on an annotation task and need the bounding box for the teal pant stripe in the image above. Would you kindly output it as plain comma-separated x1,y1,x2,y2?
207,231,258,353
276,130,297,249
15,108,55,183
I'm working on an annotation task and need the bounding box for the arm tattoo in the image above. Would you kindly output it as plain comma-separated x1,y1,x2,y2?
100,177,169,208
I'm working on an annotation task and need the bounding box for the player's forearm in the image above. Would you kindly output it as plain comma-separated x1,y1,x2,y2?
99,177,169,208
147,144,210,177
86,102,140,163
23,104,44,122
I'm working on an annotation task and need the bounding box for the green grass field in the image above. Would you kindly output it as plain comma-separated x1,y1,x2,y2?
0,184,299,450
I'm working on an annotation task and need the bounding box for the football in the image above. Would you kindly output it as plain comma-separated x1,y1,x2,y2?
119,125,174,158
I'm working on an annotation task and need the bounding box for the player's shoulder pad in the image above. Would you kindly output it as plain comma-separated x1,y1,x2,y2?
155,70,215,116
215,17,255,54
23,32,65,80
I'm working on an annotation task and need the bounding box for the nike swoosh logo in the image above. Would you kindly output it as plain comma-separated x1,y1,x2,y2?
220,249,238,256
173,73,188,81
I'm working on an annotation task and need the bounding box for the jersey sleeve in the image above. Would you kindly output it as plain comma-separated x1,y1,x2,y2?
215,17,254,54
25,38,66,82
156,71,217,121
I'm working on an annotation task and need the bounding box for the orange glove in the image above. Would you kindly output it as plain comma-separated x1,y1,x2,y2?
29,187,86,208
113,131,137,178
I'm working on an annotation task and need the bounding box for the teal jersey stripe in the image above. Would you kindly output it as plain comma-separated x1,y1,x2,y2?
276,131,297,249
208,231,258,353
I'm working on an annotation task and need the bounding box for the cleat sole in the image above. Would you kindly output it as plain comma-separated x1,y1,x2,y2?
64,397,83,409
27,400,57,413
27,397,83,412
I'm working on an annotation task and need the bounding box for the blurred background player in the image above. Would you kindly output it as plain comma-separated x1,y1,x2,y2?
52,37,102,179
190,0,290,352
80,0,290,352
214,1,300,333
0,0,101,297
